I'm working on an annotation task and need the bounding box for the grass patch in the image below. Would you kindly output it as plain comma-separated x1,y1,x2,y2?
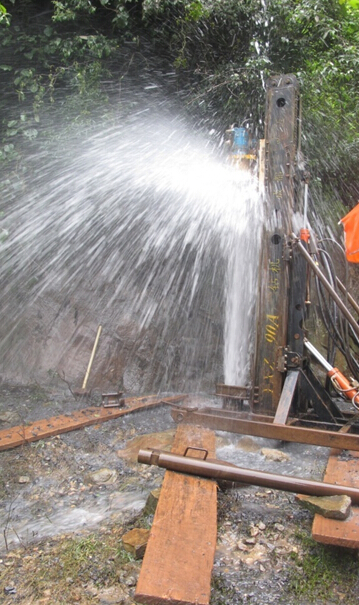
288,528,359,602
59,535,114,575
211,573,241,605
25,534,118,599
1,528,141,604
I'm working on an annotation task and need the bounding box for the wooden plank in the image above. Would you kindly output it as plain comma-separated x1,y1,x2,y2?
0,395,186,451
312,448,359,548
135,424,217,605
273,370,298,424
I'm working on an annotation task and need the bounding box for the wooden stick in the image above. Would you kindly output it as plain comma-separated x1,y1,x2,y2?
82,325,102,389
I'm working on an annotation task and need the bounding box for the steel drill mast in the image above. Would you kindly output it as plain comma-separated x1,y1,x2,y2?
252,74,301,412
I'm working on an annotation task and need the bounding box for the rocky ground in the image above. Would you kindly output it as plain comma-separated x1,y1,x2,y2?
0,383,359,605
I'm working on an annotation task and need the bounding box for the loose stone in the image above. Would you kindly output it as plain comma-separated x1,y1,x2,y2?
295,493,352,520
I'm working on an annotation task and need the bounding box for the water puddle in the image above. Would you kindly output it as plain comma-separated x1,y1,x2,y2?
217,433,330,480
116,428,175,462
1,490,147,552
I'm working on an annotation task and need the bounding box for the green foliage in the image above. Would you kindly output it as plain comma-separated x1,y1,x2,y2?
0,0,359,209
0,2,11,26
52,0,133,28
341,0,359,9
0,9,119,163
116,543,135,563
147,0,359,205
52,0,96,21
292,1,359,205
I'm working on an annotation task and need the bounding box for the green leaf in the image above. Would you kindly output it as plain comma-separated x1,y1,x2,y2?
20,68,34,77
0,3,10,25
23,128,38,140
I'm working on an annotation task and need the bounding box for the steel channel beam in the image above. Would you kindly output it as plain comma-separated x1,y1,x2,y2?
181,406,274,423
252,75,300,413
171,408,359,451
138,448,359,504
0,395,187,452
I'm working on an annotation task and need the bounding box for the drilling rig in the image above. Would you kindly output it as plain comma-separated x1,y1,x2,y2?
134,75,359,605
168,73,359,547
173,73,359,444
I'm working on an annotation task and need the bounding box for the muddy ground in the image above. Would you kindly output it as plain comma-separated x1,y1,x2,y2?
0,383,359,605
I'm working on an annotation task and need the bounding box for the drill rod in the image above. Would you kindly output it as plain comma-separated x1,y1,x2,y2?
138,448,359,504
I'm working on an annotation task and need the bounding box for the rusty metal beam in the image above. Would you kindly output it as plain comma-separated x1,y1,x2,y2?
0,395,187,451
138,448,359,504
252,75,301,413
171,407,359,451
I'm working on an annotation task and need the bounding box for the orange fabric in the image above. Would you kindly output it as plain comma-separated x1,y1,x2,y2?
300,228,310,243
340,203,359,263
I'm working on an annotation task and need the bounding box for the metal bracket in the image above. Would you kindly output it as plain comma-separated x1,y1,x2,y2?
215,384,251,400
277,347,303,372
184,446,208,460
102,392,125,408
283,236,293,262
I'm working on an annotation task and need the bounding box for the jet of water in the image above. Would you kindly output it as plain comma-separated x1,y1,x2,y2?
0,112,262,393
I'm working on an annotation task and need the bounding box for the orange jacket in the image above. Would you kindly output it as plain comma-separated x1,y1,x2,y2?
340,203,359,263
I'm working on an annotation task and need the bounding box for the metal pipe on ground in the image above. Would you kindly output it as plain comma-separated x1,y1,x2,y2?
138,448,359,504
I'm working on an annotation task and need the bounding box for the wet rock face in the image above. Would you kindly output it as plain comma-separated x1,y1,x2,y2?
0,115,240,396
0,261,225,395
0,111,262,397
